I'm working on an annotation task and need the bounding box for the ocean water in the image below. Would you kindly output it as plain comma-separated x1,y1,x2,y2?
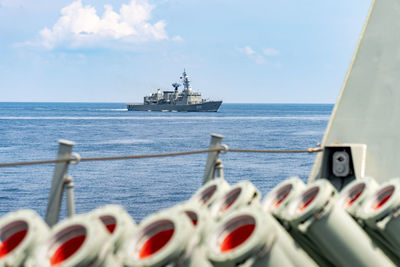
0,103,332,222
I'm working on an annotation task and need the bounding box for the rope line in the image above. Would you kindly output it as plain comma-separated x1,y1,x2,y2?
227,148,322,153
0,147,322,168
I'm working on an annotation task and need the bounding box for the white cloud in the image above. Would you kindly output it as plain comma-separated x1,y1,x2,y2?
172,35,184,42
238,46,264,64
254,55,266,64
238,46,280,65
243,46,255,55
263,48,280,56
38,0,173,49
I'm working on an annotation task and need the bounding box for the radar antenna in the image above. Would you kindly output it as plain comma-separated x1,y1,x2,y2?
172,82,181,91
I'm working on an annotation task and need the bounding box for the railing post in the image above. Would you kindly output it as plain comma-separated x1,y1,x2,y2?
64,176,75,218
215,159,224,179
202,134,223,185
45,140,75,227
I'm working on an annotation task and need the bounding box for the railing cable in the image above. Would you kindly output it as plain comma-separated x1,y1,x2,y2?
0,147,322,168
227,148,322,153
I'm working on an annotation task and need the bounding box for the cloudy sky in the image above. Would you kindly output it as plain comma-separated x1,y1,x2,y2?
0,0,371,103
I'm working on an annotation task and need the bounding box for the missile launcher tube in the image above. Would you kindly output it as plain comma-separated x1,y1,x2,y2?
360,178,400,255
210,180,260,220
287,179,394,267
338,176,379,217
265,212,318,267
89,204,136,254
338,178,400,263
29,214,111,267
206,207,293,267
170,201,213,244
118,210,212,267
262,177,334,266
262,176,305,216
0,210,50,267
206,207,317,267
191,178,230,208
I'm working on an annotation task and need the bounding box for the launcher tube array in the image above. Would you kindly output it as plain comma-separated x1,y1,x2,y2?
3,177,400,266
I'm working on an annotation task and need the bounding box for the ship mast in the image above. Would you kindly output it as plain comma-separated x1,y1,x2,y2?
181,69,192,92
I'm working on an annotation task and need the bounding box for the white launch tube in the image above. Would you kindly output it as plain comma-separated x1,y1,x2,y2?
210,180,260,220
262,177,331,265
262,176,305,217
337,177,400,263
206,207,293,267
118,210,212,267
338,177,378,218
269,216,318,267
29,214,111,267
360,178,400,254
171,201,212,244
286,179,394,267
90,204,136,254
0,209,49,267
191,178,230,208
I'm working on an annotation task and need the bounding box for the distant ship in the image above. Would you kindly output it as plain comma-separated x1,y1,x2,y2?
127,70,222,112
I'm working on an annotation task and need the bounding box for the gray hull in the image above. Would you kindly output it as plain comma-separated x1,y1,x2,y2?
127,101,222,112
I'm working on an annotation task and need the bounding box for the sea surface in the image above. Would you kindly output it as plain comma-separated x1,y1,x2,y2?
0,103,332,221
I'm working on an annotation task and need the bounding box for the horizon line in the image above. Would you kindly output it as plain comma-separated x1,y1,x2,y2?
0,101,335,104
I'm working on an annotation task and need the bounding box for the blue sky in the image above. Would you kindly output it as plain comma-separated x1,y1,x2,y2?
0,0,371,103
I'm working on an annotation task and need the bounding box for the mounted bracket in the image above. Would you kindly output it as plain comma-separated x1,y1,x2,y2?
316,144,367,191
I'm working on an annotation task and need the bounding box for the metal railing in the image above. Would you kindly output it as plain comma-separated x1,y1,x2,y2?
0,134,322,226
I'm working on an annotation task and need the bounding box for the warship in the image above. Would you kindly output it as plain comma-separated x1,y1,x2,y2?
126,70,222,112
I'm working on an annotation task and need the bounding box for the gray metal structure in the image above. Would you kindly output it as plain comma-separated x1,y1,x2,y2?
127,70,222,112
309,0,400,186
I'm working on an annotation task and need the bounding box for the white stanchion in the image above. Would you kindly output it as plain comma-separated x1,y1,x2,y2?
338,177,378,218
118,210,212,267
0,209,49,267
29,214,111,267
262,176,305,217
210,180,260,219
286,179,394,267
90,205,136,254
191,179,230,208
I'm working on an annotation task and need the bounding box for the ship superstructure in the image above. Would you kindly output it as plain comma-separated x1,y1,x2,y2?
127,70,222,112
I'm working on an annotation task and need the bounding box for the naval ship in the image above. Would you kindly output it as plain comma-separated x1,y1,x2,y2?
126,70,222,112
